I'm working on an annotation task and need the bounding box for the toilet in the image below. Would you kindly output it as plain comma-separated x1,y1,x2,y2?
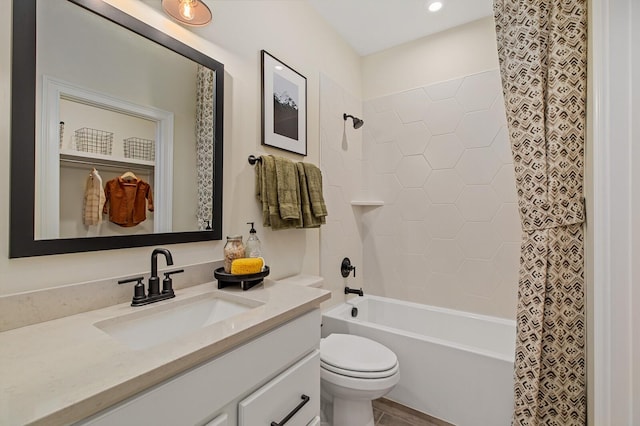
320,333,400,426
275,275,400,426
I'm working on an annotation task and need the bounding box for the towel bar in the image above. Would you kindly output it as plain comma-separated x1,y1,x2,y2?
248,155,262,165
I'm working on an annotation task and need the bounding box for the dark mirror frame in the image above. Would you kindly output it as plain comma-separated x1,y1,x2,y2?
10,0,224,258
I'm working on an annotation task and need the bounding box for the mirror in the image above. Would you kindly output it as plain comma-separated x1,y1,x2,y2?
10,0,224,258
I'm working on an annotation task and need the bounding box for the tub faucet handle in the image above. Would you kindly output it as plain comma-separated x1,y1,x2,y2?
341,257,356,278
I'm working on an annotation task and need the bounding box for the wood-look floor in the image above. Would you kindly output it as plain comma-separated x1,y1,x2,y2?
372,398,454,426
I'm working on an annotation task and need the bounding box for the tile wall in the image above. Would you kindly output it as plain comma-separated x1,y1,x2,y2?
318,74,367,307
320,70,520,319
361,70,520,319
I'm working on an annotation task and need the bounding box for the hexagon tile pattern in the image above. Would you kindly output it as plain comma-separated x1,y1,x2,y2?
318,73,366,311
363,69,520,319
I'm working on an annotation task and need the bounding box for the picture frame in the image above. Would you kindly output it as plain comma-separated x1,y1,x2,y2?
261,50,307,156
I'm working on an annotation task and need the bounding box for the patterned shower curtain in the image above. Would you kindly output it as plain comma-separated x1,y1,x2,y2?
493,1,587,425
196,64,216,230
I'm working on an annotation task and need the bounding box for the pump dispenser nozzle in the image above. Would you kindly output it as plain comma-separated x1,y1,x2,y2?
245,222,263,258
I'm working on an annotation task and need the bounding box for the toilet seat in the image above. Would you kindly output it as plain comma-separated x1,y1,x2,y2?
320,334,398,379
321,359,399,379
320,363,400,394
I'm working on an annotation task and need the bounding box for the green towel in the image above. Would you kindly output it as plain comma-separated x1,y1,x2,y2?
255,156,324,230
255,156,271,227
301,162,328,220
274,156,301,220
255,155,301,230
296,163,323,228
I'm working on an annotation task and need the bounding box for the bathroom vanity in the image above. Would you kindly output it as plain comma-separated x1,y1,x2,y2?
0,281,330,425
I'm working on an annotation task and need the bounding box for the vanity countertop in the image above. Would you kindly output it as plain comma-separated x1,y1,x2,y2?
0,281,330,426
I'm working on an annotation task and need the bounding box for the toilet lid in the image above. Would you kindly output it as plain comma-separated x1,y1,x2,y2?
320,334,398,373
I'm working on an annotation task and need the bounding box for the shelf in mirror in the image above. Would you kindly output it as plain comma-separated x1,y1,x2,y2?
60,148,155,170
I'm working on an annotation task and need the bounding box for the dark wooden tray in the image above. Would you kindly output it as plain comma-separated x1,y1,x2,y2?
214,265,270,291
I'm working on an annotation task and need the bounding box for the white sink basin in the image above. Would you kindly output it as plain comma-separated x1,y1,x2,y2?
95,293,261,350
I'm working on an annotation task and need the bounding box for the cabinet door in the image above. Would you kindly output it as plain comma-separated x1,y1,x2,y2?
238,350,320,426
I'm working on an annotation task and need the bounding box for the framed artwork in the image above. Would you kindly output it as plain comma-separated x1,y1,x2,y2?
261,50,307,156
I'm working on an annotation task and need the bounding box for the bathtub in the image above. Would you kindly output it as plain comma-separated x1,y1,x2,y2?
321,295,516,426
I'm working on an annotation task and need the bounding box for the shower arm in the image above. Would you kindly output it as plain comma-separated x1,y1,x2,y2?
343,113,364,129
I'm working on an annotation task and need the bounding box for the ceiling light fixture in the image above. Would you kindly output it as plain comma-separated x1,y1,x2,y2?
426,1,444,12
162,0,212,27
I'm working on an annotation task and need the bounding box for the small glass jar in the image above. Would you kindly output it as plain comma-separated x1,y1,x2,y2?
223,235,245,273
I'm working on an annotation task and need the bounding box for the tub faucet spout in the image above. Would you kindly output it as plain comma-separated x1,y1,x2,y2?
345,286,364,296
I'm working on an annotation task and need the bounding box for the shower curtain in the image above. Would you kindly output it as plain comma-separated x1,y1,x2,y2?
196,65,216,229
493,1,587,424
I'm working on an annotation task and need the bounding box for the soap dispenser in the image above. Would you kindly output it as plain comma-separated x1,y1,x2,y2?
245,222,263,258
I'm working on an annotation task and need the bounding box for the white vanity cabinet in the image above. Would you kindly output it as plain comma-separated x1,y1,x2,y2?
76,309,321,426
238,350,320,426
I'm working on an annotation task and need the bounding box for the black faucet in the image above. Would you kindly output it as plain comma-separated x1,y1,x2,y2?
149,248,174,297
118,248,183,307
345,287,364,296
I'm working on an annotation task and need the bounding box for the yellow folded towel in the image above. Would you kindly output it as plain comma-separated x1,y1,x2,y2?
230,257,264,275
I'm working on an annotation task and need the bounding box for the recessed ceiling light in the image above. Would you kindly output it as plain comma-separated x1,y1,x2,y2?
426,1,443,12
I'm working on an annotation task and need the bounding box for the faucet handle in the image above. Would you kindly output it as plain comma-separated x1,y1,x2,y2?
341,257,356,278
163,269,184,278
118,276,146,305
162,269,184,295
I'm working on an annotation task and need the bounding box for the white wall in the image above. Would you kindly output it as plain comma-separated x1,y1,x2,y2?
0,0,361,296
634,3,640,419
590,0,639,423
362,17,500,100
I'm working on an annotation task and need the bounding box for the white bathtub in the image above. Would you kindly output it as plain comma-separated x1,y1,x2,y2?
321,295,516,426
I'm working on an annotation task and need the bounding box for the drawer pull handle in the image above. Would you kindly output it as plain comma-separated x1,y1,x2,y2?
270,394,310,426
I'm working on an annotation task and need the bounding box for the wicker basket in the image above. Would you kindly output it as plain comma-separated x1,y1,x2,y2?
74,127,113,155
123,137,155,161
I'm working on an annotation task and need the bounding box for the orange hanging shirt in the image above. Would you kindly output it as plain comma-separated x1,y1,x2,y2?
103,177,154,227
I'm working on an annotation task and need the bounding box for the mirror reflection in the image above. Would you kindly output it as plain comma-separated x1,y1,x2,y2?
36,0,214,239
10,0,224,257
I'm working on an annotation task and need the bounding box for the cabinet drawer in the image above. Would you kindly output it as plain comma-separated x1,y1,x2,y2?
238,350,320,426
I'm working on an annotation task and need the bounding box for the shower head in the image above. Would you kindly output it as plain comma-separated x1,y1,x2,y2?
343,113,364,129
